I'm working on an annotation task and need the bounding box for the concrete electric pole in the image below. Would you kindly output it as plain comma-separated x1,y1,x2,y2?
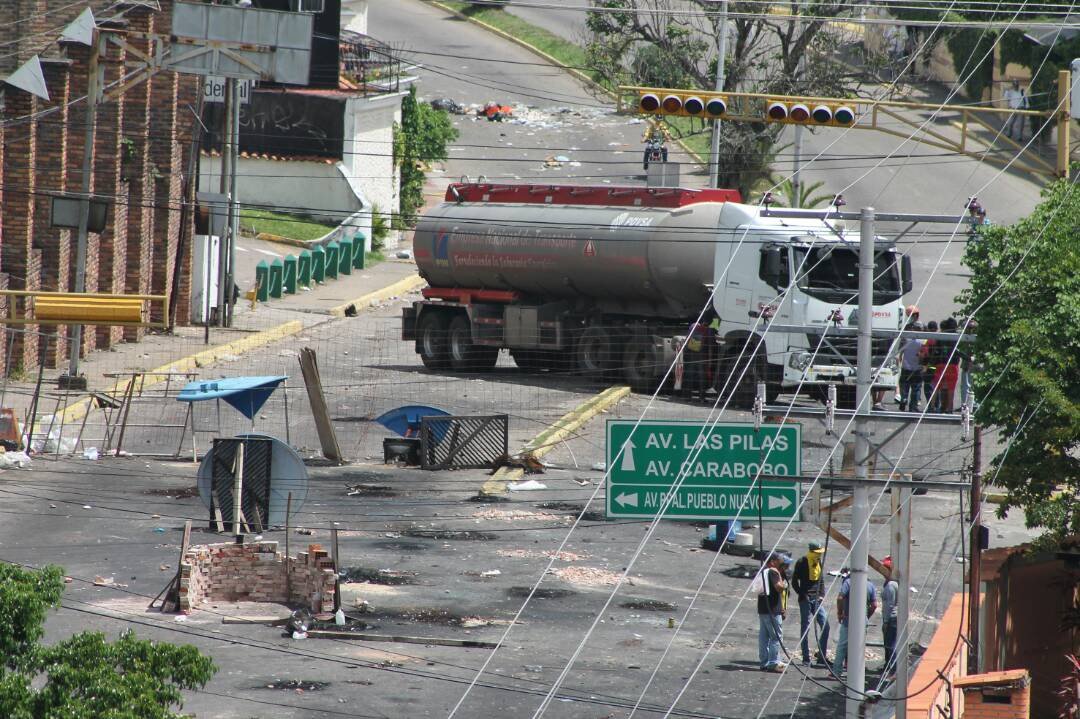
708,0,728,188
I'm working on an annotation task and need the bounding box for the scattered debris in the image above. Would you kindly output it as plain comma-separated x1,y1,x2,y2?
260,680,329,692
549,566,621,587
497,548,589,562
591,462,606,472
491,452,545,474
339,567,419,585
92,576,127,588
463,569,501,579
0,451,32,469
621,599,678,612
507,480,547,492
345,483,397,498
430,98,466,114
507,586,575,599
82,447,99,460
295,527,314,536
472,508,564,522
402,528,497,541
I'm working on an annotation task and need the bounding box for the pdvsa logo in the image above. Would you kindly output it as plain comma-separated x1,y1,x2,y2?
609,212,654,232
434,228,451,267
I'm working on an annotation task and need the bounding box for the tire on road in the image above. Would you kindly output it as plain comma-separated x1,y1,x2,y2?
576,325,613,378
621,336,663,393
448,315,498,372
417,311,450,370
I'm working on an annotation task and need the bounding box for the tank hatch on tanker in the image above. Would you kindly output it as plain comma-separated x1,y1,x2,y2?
444,183,742,207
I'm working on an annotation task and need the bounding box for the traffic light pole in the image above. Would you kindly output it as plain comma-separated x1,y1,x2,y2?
708,0,728,188
844,206,875,719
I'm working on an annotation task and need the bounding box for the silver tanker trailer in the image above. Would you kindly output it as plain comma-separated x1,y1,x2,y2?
402,183,911,404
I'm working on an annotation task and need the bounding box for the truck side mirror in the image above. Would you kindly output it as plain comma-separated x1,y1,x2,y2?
763,247,783,285
901,254,913,294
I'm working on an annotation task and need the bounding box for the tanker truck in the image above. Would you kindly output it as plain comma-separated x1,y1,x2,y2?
402,183,911,405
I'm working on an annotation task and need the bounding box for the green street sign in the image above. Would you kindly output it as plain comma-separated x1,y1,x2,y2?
605,421,801,521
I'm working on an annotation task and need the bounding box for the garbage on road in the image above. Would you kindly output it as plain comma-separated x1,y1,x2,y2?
0,450,32,469
507,479,547,492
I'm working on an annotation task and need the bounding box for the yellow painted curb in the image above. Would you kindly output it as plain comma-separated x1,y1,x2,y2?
327,274,426,317
57,320,306,425
482,385,631,495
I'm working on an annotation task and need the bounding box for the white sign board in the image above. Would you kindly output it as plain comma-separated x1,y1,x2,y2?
203,76,252,105
1072,59,1080,119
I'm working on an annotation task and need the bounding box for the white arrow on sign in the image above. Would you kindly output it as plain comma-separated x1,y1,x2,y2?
768,494,792,511
615,492,638,508
620,438,636,472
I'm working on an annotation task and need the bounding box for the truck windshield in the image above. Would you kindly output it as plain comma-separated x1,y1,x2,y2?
793,246,902,303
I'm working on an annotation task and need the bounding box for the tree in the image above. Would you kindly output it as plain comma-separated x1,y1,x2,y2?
584,0,862,195
396,86,459,228
769,176,833,208
0,563,216,719
956,177,1080,547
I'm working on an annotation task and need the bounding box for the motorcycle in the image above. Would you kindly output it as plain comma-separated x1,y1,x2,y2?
643,138,668,170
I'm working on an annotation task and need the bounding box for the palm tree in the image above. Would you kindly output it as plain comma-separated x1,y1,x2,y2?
768,177,834,209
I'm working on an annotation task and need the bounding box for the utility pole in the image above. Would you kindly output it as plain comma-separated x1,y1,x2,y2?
225,76,241,327
845,206,875,719
791,1,805,207
968,424,983,672
67,29,104,382
708,0,728,188
216,80,233,326
891,483,912,718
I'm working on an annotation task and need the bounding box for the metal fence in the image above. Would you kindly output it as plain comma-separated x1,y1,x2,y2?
420,414,509,471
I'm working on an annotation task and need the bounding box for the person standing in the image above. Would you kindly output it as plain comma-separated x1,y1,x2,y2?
933,317,962,413
833,568,878,678
1003,80,1028,140
792,542,831,666
756,553,787,672
920,320,939,412
881,557,899,677
682,310,713,403
898,320,925,412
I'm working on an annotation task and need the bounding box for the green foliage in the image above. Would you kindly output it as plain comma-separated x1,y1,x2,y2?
0,564,216,719
769,177,834,208
397,86,458,228
957,178,1080,547
370,205,389,252
240,208,336,242
946,27,998,100
0,564,64,668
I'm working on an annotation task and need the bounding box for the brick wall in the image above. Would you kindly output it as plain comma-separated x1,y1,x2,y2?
178,541,337,615
0,0,201,375
956,670,1031,719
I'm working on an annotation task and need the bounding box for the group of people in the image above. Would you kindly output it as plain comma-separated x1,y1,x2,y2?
755,544,900,680
897,305,972,414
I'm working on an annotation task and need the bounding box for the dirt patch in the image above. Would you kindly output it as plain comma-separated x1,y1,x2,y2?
536,502,608,522
340,567,418,585
722,564,759,579
259,680,330,692
621,599,678,612
403,529,497,541
496,548,590,562
472,508,567,522
507,586,576,599
143,485,200,499
550,566,621,587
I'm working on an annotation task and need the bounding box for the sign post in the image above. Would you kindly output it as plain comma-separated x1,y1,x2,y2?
605,421,801,521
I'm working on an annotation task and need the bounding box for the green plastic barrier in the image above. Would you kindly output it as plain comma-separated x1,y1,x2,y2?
255,260,270,302
298,250,312,286
269,258,284,299
283,255,297,294
311,245,326,283
325,240,339,280
353,232,367,269
338,237,353,276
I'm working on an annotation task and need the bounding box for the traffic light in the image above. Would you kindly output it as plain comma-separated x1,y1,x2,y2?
637,91,727,118
764,99,856,127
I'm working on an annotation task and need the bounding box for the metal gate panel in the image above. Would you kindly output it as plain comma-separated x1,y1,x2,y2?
211,437,272,531
420,415,509,470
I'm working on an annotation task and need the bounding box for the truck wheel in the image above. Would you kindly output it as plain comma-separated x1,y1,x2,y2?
723,345,778,409
417,311,450,369
622,338,662,393
448,315,498,372
576,326,613,378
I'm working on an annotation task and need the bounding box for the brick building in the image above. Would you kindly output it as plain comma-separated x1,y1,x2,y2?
0,0,200,374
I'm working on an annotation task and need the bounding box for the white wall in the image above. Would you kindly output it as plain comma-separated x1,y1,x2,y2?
199,155,365,224
345,92,404,245
341,0,368,35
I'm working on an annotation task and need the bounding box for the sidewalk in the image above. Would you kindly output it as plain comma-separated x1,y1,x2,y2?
0,253,422,429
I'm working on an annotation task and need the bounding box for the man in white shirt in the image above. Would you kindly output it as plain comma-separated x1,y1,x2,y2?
1003,80,1028,140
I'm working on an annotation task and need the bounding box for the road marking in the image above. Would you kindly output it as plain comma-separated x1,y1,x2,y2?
482,385,631,496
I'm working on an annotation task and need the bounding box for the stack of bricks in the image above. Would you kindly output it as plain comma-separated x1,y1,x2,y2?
178,541,337,615
955,670,1032,719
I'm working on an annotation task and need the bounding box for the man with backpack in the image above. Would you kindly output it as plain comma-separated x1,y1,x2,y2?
833,567,877,679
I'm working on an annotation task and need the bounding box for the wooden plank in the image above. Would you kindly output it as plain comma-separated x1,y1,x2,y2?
817,519,890,578
305,629,497,649
298,348,342,463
